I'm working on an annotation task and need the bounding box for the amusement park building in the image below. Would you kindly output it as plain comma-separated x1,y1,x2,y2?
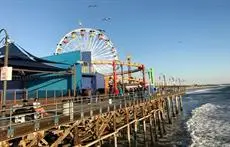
39,51,105,93
0,43,105,99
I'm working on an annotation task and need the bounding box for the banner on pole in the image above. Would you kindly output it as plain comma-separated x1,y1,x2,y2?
0,66,13,81
148,68,155,85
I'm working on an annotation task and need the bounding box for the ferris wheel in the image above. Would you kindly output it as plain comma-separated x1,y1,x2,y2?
56,28,119,74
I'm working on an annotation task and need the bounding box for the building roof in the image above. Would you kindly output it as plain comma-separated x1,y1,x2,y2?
0,43,67,72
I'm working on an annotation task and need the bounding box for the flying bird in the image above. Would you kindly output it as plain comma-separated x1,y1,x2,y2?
88,5,97,8
102,17,112,22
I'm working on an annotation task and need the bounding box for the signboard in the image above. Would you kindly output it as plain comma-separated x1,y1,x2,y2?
148,68,155,85
0,66,13,81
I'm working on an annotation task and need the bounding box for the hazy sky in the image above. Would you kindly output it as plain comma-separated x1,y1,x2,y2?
1,0,230,84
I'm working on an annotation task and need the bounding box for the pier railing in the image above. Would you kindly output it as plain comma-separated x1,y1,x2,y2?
0,90,148,140
0,89,75,108
0,87,185,142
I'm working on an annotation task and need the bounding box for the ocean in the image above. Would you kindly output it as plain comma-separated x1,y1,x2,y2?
155,85,230,147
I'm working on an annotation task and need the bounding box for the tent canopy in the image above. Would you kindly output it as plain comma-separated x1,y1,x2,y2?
0,43,68,72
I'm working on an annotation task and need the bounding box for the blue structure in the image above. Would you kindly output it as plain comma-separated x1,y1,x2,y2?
0,43,105,99
27,51,81,91
26,50,105,95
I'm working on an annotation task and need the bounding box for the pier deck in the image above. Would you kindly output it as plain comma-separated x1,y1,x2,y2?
0,87,185,147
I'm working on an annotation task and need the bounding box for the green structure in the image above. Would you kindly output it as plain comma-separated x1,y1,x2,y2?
148,68,155,86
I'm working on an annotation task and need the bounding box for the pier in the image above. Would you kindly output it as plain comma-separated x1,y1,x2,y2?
0,86,185,147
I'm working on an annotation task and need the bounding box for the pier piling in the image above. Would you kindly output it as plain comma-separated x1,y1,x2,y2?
114,134,118,147
157,111,163,138
166,97,172,124
134,121,138,147
149,116,155,145
160,111,166,134
143,119,147,146
175,96,179,114
179,95,183,111
153,114,158,141
170,97,176,117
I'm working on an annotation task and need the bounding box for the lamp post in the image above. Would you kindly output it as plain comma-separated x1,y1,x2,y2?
0,29,9,117
159,73,166,86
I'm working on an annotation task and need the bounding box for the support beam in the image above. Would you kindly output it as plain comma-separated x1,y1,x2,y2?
51,121,80,147
73,126,81,146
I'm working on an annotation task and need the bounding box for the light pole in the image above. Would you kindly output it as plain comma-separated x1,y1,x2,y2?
168,77,174,86
159,73,166,86
0,29,9,117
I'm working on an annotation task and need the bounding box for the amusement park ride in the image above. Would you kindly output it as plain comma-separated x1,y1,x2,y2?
55,27,148,95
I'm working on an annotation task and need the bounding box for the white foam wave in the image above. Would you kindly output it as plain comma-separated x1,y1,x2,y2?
186,89,212,94
187,103,230,147
186,86,225,95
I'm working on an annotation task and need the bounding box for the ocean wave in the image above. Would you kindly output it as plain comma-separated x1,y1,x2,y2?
186,89,212,94
186,103,230,147
186,86,226,95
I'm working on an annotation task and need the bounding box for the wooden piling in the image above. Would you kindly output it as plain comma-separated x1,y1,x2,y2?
179,95,183,111
143,119,147,146
113,111,117,147
166,97,172,124
149,116,155,145
170,97,176,117
134,106,138,147
127,124,131,147
159,111,166,135
175,96,179,114
73,126,81,146
142,105,147,146
156,111,163,138
125,107,131,147
153,113,158,141
114,133,118,147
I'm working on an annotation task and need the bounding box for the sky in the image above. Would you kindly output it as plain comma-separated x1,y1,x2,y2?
0,0,230,84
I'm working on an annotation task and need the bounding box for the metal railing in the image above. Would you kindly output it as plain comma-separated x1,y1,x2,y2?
0,90,151,140
0,87,185,141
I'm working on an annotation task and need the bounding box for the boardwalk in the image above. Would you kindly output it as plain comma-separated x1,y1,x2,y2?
0,87,185,147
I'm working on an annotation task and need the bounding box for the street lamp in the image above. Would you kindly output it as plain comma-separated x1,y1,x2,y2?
168,76,174,86
159,73,166,86
0,29,9,117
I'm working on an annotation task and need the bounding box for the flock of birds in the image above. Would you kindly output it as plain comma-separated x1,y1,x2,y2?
88,4,112,23
87,4,183,44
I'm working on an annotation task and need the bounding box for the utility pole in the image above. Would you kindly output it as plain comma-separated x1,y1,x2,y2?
0,29,9,117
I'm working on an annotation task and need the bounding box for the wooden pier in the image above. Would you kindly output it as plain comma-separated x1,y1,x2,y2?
0,86,185,147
